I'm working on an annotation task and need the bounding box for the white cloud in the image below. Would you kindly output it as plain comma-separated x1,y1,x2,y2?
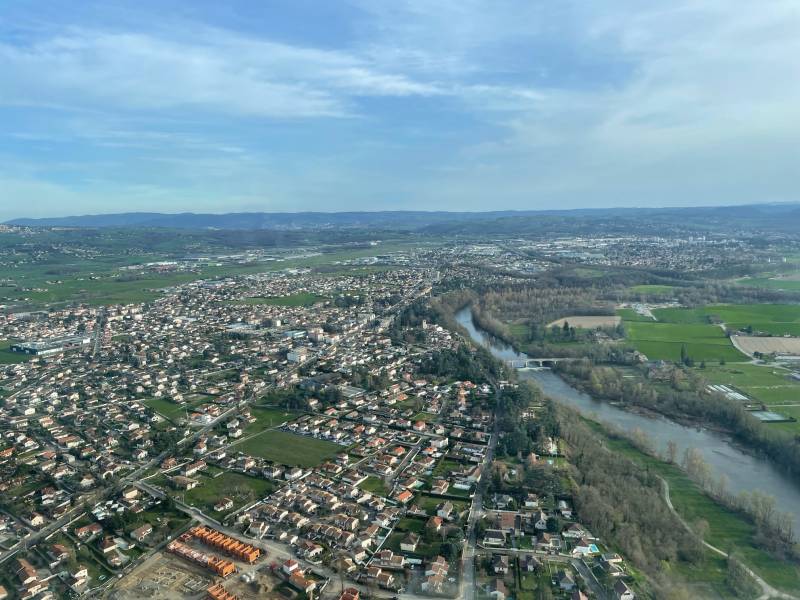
0,27,442,119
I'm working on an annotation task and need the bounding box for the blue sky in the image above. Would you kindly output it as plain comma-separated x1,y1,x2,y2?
1,0,799,220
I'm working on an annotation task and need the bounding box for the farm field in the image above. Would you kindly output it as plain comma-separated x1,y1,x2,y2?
547,315,621,328
737,276,800,292
624,321,746,363
232,430,341,467
733,335,800,356
616,308,655,322
698,364,800,433
653,304,800,336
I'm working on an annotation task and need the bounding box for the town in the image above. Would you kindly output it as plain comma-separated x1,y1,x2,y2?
0,257,641,600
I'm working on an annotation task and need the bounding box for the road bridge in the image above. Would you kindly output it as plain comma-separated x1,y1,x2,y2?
506,357,577,368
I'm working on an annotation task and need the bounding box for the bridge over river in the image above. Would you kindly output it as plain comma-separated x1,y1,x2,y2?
506,357,577,368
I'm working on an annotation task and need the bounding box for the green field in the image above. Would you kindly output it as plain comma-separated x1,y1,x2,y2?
232,430,341,467
653,304,800,336
617,308,656,322
360,476,390,497
234,292,327,307
737,277,800,292
184,471,275,515
699,364,800,433
587,421,800,593
625,321,746,362
0,340,33,364
244,407,297,435
144,397,205,422
413,494,469,517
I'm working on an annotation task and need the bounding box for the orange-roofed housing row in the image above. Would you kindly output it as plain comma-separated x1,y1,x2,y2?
167,540,236,577
188,526,261,564
207,583,239,600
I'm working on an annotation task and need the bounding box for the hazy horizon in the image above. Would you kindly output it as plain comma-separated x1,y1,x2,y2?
2,0,799,221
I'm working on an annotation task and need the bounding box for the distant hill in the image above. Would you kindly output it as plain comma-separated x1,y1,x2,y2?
7,210,537,230
6,204,800,232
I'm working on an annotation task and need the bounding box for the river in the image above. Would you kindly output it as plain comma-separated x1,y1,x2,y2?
455,306,800,528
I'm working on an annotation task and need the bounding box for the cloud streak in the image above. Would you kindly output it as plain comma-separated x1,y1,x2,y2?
0,27,443,119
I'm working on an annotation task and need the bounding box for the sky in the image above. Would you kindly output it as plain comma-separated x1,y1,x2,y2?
1,0,799,220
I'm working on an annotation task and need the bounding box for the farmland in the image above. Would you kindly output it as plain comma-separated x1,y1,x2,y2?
231,430,341,467
547,315,621,328
623,320,746,363
616,308,655,322
737,276,800,292
698,363,800,433
733,335,800,356
653,304,800,336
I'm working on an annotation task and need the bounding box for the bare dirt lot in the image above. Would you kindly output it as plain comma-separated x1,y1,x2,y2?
732,335,800,356
548,315,621,329
113,552,213,600
112,551,286,600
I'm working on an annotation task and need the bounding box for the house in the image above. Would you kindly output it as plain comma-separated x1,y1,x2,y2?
427,516,443,532
289,571,317,594
572,537,596,556
400,532,420,552
483,529,507,547
339,588,360,600
524,493,539,509
75,522,103,540
492,554,509,574
47,543,69,568
562,523,587,539
436,501,454,519
395,490,413,504
377,571,395,589
99,537,118,554
214,497,234,512
614,579,636,600
171,475,198,490
422,574,445,594
487,578,508,600
533,510,548,530
282,559,299,575
557,570,576,591
521,554,541,572
130,524,153,542
537,532,561,551
426,556,449,577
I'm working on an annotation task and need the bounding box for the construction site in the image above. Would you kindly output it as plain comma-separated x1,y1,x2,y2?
185,526,262,564
168,539,237,578
113,549,285,600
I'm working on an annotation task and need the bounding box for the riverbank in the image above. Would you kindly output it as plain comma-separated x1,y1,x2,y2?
584,419,800,594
